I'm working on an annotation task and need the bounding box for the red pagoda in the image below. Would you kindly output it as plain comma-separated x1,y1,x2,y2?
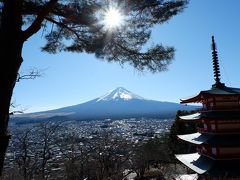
175,36,240,179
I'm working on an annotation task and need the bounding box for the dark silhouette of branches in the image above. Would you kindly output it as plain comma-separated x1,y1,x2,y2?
3,124,186,179
9,67,43,116
9,101,27,115
13,128,38,180
16,68,42,82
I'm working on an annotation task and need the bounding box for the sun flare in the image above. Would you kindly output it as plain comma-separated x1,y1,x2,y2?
103,8,123,29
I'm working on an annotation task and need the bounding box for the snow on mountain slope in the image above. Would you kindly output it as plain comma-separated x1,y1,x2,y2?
96,87,144,102
11,87,198,122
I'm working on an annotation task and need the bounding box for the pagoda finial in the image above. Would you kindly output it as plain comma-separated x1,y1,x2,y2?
211,36,224,88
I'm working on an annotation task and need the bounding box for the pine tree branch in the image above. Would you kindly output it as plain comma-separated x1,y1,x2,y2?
22,0,58,41
45,17,83,42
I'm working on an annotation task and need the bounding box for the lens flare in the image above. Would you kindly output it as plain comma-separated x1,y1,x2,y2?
103,8,123,29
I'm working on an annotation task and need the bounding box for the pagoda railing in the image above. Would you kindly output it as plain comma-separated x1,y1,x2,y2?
197,127,240,134
199,106,240,112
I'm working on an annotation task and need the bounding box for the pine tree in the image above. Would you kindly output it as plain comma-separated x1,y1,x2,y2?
0,0,188,175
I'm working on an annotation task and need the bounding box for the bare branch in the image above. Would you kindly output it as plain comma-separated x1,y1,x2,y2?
9,101,28,115
17,68,42,82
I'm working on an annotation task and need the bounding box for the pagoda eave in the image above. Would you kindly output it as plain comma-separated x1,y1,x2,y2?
179,111,240,121
176,153,240,176
180,88,240,104
180,94,202,104
178,133,240,146
175,153,213,174
179,112,201,121
177,133,211,145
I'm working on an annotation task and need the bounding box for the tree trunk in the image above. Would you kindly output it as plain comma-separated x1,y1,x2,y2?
0,0,24,176
0,45,23,176
0,47,23,176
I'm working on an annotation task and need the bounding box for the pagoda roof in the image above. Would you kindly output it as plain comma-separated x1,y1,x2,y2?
180,86,240,104
177,133,211,145
179,113,201,121
178,133,240,146
176,153,240,176
175,153,213,174
179,111,240,121
205,86,240,95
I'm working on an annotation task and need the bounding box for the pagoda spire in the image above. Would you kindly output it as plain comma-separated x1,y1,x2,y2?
211,36,224,88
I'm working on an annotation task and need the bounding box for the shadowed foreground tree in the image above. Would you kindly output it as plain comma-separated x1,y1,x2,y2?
168,110,198,166
35,122,62,179
132,137,171,179
91,132,132,180
3,122,62,180
0,0,188,175
13,128,37,180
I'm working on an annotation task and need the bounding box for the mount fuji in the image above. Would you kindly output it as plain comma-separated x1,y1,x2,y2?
11,87,197,123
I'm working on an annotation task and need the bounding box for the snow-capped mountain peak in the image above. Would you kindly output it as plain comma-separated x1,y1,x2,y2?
11,87,198,122
96,87,144,102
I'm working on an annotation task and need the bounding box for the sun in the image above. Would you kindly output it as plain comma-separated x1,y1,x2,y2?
103,8,123,29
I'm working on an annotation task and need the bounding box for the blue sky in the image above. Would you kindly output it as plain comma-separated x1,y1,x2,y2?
14,0,240,112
